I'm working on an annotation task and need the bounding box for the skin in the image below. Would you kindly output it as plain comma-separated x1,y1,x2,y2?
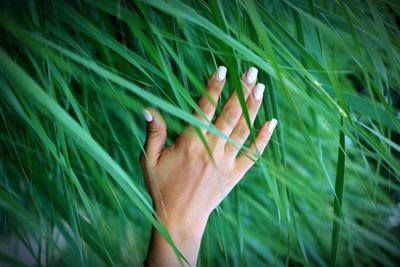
140,67,277,266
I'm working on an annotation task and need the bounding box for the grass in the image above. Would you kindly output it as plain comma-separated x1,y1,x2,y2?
0,0,399,266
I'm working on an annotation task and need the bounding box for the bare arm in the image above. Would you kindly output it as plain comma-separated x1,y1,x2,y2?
140,66,277,266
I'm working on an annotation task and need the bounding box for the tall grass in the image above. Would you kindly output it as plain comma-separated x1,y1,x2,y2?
0,0,399,266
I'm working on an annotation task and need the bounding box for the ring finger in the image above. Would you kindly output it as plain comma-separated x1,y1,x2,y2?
225,83,265,158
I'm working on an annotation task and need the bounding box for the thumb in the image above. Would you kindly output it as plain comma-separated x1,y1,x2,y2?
143,108,167,163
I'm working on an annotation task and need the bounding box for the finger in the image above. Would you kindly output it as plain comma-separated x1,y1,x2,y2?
225,83,265,158
193,66,227,125
233,119,278,179
213,67,258,140
143,108,167,164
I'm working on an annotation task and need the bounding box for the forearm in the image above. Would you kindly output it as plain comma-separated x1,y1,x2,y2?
146,216,208,267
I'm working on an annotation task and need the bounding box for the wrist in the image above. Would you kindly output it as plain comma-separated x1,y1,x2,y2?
157,210,209,241
147,214,208,267
147,210,209,266
154,204,210,238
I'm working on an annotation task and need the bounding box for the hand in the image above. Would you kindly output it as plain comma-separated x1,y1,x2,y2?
140,66,277,266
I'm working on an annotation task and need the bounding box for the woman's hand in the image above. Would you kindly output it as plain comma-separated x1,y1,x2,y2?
140,66,277,266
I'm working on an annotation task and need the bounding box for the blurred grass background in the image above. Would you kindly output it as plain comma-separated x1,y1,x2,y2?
0,0,399,266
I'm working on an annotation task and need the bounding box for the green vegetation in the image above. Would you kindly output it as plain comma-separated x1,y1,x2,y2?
0,0,399,266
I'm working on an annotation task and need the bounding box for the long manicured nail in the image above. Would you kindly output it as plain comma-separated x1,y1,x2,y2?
267,119,278,133
254,83,265,101
245,67,258,84
216,66,227,81
143,109,153,122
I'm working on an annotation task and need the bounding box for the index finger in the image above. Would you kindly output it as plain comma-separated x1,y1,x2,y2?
192,66,227,128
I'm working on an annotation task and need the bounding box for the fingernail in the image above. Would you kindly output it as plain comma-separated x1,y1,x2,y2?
143,109,153,122
216,66,227,81
267,119,278,133
253,83,265,101
245,67,258,84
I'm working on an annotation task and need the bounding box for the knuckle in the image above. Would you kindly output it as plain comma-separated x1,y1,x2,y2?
224,105,240,121
211,141,223,156
199,100,214,115
147,126,166,138
183,139,200,155
199,150,211,163
236,124,249,139
206,78,218,90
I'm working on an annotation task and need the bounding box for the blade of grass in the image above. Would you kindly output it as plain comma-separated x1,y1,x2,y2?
330,117,346,267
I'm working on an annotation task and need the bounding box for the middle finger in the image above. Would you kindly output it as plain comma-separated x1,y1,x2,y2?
212,67,258,143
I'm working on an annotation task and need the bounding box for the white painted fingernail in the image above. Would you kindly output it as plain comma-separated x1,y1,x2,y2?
245,67,258,84
216,66,227,81
267,119,278,133
254,83,265,101
143,109,153,122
